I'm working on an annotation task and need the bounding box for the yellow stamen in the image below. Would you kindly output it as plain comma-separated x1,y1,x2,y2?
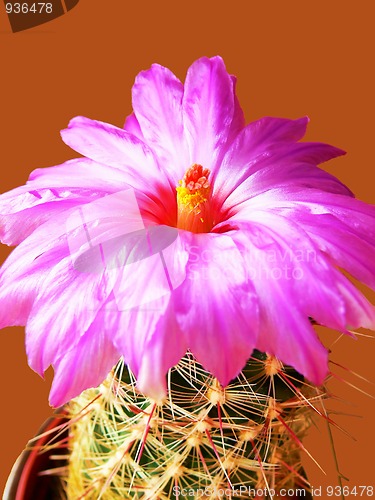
176,164,212,232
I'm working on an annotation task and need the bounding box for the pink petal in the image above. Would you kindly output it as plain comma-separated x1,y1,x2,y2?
112,296,187,402
235,186,375,235
61,116,170,192
182,56,238,173
212,116,309,200
25,251,117,376
231,226,328,384
288,211,375,290
0,238,66,328
0,204,97,329
29,158,134,190
123,112,144,139
335,280,375,330
49,313,121,407
131,64,189,182
0,186,103,246
174,232,259,386
226,75,246,144
215,135,347,216
108,227,188,311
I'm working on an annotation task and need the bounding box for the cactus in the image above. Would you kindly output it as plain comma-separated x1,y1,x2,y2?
42,351,322,499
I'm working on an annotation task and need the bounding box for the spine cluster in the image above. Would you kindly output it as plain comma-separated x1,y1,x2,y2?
49,352,324,499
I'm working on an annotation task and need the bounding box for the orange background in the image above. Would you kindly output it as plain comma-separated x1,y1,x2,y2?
0,0,374,496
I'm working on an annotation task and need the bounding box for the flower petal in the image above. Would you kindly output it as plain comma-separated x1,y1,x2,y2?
214,132,347,217
288,210,375,291
112,296,187,402
0,236,66,328
174,232,259,386
213,116,309,194
228,76,246,140
49,313,121,407
123,112,144,139
60,116,170,192
25,251,116,376
234,186,375,239
0,201,101,329
131,64,188,182
182,56,238,172
0,185,103,246
29,158,133,190
231,225,328,384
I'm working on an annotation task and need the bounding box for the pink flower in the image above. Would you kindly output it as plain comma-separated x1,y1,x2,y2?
1,56,374,407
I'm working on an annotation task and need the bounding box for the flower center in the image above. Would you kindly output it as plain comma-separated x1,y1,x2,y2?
176,164,212,233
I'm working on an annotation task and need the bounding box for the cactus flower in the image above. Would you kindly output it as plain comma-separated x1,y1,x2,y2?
1,56,374,409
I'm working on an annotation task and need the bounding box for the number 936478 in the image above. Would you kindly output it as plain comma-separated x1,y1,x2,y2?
5,3,53,14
